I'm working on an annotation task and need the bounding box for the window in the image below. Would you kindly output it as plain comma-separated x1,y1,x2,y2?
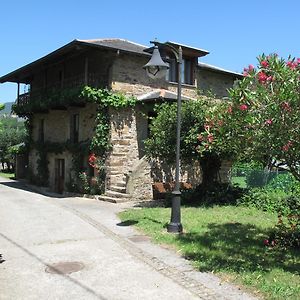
70,114,79,143
166,57,194,85
38,119,44,143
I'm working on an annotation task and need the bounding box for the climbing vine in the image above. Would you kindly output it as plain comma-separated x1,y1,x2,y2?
20,86,137,193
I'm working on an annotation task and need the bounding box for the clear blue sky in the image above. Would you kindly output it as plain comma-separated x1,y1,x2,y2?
0,0,299,103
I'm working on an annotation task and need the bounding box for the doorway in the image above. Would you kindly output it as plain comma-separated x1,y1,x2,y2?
55,159,65,194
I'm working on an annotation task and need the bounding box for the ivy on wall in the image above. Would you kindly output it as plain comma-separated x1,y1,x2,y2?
17,86,137,193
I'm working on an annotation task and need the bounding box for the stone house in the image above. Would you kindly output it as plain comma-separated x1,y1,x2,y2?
0,38,242,201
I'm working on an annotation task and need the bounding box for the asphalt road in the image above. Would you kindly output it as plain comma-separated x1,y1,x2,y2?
0,177,258,300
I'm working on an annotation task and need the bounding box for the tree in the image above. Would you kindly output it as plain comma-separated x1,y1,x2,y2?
201,54,300,180
144,99,222,186
0,116,27,171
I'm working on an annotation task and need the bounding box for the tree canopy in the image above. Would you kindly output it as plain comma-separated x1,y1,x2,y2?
202,54,300,180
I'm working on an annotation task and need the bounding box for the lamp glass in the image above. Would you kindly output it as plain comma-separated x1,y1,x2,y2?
146,66,168,79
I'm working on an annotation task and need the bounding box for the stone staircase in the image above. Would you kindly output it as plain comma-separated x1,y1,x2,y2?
96,152,132,203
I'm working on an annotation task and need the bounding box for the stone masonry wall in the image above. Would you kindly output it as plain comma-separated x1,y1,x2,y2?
111,53,198,99
197,69,237,98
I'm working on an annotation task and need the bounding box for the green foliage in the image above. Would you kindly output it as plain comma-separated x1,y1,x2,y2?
0,116,28,170
239,188,289,213
78,172,90,194
202,54,300,181
80,86,136,108
177,183,245,206
145,100,208,164
267,173,300,193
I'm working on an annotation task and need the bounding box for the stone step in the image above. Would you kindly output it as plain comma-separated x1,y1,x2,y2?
110,185,126,193
110,153,127,157
106,190,131,199
95,195,129,204
115,181,126,187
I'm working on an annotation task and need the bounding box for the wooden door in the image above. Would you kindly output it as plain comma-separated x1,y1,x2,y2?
55,159,65,194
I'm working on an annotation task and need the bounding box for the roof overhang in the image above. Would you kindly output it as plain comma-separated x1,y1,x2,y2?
144,41,209,58
0,39,151,84
137,89,194,102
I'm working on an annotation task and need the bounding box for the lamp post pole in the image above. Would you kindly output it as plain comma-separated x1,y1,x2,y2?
167,45,183,233
144,41,183,233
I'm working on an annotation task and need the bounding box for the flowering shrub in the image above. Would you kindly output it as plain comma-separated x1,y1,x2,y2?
201,54,300,181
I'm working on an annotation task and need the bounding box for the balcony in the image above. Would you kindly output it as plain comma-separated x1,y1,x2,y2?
16,72,108,114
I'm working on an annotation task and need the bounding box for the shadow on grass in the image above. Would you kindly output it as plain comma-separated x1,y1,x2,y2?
177,222,300,275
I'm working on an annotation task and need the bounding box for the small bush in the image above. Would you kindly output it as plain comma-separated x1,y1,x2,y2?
238,187,289,213
176,183,245,206
267,195,300,249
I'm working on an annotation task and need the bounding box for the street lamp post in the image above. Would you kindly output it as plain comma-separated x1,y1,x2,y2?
143,41,183,233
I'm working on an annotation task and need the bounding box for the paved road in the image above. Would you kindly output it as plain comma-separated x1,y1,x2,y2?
0,177,258,300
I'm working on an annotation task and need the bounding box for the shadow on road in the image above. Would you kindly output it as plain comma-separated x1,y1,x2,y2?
0,179,77,199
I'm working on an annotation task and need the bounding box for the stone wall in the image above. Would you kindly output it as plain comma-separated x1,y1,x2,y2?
197,68,237,98
111,53,198,99
106,107,140,189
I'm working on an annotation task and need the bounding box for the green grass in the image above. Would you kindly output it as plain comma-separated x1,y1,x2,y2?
0,171,15,179
119,205,300,299
231,176,247,188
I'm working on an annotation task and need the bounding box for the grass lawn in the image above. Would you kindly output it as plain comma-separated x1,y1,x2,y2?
120,205,300,300
0,171,15,179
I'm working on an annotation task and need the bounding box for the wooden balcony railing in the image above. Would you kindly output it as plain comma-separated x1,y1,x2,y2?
17,73,108,109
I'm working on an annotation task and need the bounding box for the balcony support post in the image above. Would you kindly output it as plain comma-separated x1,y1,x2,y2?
17,82,20,104
84,57,88,85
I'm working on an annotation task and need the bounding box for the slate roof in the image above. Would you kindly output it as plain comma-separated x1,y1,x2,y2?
77,38,149,56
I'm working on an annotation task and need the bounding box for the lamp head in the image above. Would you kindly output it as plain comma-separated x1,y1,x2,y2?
143,46,169,79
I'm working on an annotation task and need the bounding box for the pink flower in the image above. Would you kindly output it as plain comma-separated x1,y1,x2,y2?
248,64,255,71
258,71,268,83
297,58,300,65
287,61,297,69
207,134,214,143
263,239,269,246
243,65,255,76
265,119,273,125
239,104,248,111
227,106,233,114
261,60,269,68
267,76,273,81
243,70,249,77
282,141,292,152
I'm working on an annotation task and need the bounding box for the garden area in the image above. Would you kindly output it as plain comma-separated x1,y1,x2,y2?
120,54,300,299
120,168,300,299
